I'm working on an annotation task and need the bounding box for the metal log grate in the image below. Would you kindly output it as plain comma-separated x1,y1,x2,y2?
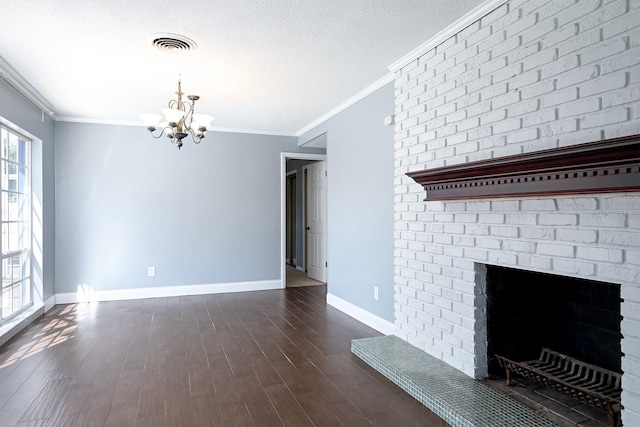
496,348,622,426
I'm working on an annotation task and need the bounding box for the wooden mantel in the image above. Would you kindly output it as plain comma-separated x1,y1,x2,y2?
406,134,640,201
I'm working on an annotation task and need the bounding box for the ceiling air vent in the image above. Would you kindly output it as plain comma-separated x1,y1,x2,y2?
149,33,197,51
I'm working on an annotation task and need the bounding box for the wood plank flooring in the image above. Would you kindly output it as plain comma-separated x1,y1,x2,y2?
0,286,449,426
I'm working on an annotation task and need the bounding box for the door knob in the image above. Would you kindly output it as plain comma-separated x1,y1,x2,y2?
306,227,310,230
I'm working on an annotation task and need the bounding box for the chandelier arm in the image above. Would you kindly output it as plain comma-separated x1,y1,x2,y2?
148,127,167,139
187,127,204,144
149,124,182,143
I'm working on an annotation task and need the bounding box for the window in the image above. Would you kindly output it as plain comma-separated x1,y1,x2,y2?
0,125,31,322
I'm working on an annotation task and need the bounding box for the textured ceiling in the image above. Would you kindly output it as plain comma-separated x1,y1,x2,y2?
1,0,484,135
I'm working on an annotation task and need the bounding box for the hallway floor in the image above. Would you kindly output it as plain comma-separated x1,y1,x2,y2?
285,265,325,288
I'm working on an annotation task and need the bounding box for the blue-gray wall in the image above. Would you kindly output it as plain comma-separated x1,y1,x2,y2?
299,81,395,321
54,122,323,293
0,78,56,302
1,71,390,322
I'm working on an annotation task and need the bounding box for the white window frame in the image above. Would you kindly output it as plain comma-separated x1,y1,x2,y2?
0,123,32,324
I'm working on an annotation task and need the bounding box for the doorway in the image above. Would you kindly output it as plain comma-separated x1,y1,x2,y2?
281,152,326,288
286,171,296,266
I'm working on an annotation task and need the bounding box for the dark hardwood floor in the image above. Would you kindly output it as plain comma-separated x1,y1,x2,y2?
0,286,449,426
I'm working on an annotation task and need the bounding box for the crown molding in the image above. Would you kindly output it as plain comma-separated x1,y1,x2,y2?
388,0,509,72
296,72,395,137
56,116,141,126
295,0,508,137
56,115,299,137
0,55,56,118
209,126,297,137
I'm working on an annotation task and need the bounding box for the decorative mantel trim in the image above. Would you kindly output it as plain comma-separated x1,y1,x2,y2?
407,135,640,201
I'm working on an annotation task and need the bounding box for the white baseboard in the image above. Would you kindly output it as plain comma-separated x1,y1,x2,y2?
296,266,305,272
55,279,282,304
44,295,57,312
326,293,395,335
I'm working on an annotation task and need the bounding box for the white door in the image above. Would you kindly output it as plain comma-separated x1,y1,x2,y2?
305,161,326,282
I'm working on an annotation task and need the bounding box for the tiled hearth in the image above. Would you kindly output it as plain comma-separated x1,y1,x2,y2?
352,336,558,427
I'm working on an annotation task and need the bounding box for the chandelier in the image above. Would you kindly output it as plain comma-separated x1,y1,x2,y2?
140,77,214,149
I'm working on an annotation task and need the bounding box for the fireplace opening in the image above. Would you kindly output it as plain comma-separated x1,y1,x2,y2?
486,265,622,378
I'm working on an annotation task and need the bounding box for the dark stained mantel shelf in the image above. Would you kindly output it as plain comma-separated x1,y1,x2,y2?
406,134,640,201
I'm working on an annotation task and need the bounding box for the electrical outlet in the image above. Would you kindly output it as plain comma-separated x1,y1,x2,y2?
148,267,156,277
374,286,379,300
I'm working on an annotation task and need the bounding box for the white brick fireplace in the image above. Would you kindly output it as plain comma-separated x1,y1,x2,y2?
392,0,640,424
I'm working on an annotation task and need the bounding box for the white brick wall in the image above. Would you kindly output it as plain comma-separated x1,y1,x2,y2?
393,0,640,424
